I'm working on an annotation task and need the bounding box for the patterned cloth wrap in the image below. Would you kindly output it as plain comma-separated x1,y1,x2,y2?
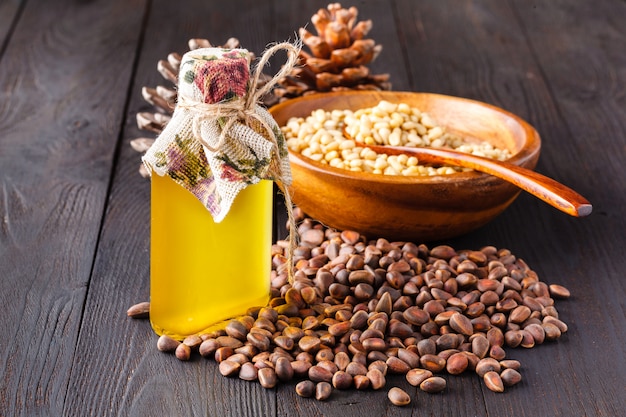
142,48,291,222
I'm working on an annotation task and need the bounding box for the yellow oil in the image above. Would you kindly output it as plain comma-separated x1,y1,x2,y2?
149,174,272,340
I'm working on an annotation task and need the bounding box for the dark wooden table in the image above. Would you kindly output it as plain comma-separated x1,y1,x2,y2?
1,0,625,416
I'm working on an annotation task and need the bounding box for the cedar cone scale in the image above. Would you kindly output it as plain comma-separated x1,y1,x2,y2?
274,2,391,101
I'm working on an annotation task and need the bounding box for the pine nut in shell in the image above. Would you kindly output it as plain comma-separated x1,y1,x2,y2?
175,343,191,361
446,352,469,375
406,368,433,386
239,362,258,381
549,284,571,299
126,301,150,319
476,358,501,378
542,322,562,341
388,387,411,406
501,368,523,387
367,368,386,390
295,380,315,398
483,371,505,392
420,354,446,373
157,335,180,352
258,368,278,389
309,365,334,383
353,374,371,390
219,360,241,377
315,382,333,400
420,376,447,393
332,370,353,389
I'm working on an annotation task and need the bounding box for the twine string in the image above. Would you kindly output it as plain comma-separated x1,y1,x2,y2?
177,42,300,284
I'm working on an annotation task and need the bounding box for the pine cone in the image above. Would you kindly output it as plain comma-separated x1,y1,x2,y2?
274,3,391,101
131,37,276,177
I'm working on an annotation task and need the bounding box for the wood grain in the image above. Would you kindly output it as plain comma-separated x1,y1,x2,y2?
392,2,626,417
0,0,23,54
0,0,146,415
1,0,624,416
507,1,626,416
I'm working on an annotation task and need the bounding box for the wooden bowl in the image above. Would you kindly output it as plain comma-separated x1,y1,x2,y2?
270,91,541,241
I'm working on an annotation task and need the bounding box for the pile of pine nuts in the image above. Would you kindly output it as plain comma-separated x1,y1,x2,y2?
129,208,571,407
282,100,511,176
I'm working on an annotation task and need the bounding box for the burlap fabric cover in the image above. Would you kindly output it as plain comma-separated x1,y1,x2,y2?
142,48,291,222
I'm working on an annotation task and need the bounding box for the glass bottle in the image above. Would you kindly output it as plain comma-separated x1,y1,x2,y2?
142,46,293,340
149,174,272,339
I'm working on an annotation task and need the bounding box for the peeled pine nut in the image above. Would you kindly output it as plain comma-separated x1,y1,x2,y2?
282,100,511,176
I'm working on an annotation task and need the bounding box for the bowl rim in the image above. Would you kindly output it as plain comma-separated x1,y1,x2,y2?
272,91,541,185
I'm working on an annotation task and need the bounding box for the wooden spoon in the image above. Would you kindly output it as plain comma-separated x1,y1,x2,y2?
353,141,592,217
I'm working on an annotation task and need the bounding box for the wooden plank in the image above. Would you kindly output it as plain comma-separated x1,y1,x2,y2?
394,1,626,417
65,1,283,416
0,0,147,415
50,1,626,416
504,1,626,416
0,0,24,53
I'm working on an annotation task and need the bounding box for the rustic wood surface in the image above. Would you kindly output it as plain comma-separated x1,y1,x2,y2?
1,0,624,416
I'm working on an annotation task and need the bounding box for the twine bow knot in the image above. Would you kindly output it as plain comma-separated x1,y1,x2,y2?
174,42,301,283
179,42,299,155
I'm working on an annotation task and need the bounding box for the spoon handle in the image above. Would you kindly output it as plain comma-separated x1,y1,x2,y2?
360,143,592,217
